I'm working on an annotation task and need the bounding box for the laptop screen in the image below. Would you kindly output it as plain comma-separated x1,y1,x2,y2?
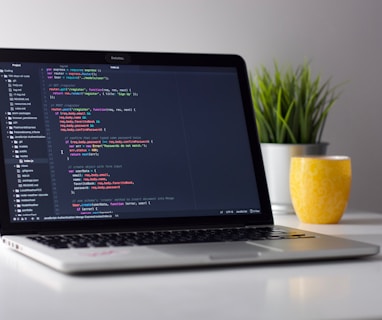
0,49,272,231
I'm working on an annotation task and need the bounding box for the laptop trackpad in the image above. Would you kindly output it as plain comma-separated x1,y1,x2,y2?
153,242,277,260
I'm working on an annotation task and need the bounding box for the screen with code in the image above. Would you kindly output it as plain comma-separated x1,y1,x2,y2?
0,61,261,223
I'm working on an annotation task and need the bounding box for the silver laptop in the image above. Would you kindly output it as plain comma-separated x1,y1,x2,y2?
0,48,378,273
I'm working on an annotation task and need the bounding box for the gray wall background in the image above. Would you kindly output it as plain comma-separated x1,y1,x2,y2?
1,0,381,212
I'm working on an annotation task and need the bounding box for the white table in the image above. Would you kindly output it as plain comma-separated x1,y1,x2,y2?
1,211,382,320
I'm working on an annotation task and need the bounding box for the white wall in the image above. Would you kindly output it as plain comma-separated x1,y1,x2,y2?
1,0,381,212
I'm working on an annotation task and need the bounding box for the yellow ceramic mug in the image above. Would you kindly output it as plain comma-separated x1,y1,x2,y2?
289,156,352,224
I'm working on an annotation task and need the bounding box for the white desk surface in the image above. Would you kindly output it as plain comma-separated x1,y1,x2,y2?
1,211,382,320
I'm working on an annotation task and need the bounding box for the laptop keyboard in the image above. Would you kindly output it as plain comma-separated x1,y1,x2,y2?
27,226,314,249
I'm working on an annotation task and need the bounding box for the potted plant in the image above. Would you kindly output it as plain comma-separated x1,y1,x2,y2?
249,60,344,213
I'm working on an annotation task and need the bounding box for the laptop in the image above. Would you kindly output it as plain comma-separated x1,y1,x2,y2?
0,48,378,273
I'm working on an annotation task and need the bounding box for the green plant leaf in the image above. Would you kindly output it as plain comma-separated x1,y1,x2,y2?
249,60,346,144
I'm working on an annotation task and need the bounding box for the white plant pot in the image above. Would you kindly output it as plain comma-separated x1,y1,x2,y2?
261,143,328,214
